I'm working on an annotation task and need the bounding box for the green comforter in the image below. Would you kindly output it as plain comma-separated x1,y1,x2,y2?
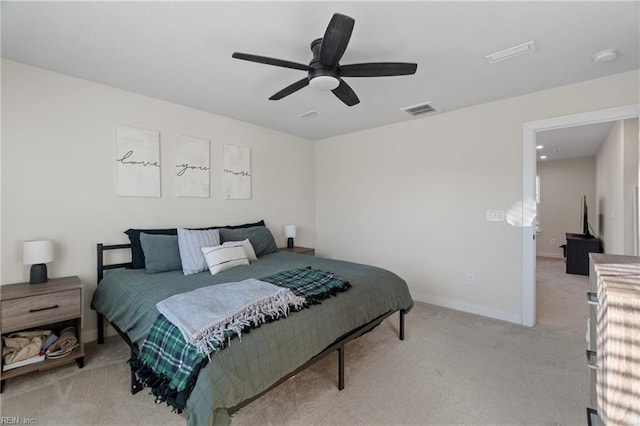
91,251,413,425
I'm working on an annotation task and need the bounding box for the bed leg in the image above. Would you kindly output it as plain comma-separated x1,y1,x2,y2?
399,310,405,341
130,349,144,395
131,371,144,394
338,345,345,391
97,313,105,344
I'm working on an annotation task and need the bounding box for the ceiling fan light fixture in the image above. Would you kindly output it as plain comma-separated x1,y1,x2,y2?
232,13,416,107
309,75,340,91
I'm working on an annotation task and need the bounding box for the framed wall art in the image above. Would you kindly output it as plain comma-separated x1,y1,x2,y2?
176,134,210,198
115,124,161,197
223,144,251,200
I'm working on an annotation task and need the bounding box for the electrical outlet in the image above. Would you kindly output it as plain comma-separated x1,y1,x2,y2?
465,273,474,285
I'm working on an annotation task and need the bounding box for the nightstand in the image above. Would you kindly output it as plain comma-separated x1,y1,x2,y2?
1,276,85,392
279,246,315,256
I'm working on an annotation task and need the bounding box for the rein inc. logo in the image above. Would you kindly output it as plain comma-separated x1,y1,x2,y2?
1,418,35,424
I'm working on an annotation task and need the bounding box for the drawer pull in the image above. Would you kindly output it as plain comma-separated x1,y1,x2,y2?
29,304,59,313
587,292,599,305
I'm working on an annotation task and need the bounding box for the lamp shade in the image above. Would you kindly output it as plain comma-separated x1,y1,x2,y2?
23,240,55,265
283,225,297,239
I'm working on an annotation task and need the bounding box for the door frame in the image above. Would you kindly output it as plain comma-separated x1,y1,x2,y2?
521,103,640,327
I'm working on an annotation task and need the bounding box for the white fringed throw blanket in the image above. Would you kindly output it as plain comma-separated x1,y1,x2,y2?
156,278,306,355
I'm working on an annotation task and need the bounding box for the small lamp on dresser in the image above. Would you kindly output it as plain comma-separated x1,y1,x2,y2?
23,239,54,284
283,225,296,249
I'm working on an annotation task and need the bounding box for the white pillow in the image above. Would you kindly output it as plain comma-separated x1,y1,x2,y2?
178,228,220,275
222,239,257,261
201,245,249,276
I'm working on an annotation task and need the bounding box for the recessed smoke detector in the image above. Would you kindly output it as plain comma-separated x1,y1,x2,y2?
297,110,320,119
400,101,439,117
592,49,618,63
486,41,536,64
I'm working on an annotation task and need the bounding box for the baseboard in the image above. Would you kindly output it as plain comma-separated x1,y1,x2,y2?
411,290,522,325
537,251,564,259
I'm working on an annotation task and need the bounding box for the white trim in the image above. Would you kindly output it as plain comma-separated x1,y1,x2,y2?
522,104,640,327
411,290,522,325
536,252,564,259
522,123,537,327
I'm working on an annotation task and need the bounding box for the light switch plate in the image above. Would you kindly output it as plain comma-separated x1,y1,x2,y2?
486,210,505,222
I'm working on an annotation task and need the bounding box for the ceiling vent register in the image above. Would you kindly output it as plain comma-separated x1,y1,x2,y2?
297,110,320,119
400,102,438,117
485,41,536,64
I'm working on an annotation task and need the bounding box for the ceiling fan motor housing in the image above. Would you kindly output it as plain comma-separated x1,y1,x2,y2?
308,38,340,90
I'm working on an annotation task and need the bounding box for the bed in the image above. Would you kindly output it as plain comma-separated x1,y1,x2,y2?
91,229,413,426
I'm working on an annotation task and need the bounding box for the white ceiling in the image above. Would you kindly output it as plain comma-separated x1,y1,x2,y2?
537,121,616,162
2,1,639,143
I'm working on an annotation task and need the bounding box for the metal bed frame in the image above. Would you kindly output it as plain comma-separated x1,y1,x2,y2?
95,242,407,410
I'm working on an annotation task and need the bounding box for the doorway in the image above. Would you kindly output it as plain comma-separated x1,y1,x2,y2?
521,104,640,327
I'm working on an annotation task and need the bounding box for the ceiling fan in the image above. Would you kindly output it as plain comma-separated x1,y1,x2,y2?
232,13,418,107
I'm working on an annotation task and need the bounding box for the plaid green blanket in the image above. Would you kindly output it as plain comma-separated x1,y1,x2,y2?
138,316,206,388
260,267,351,304
132,267,350,412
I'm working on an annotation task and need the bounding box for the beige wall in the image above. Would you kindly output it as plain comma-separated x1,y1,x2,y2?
1,60,316,339
536,157,596,257
316,70,639,323
596,118,639,254
2,58,638,336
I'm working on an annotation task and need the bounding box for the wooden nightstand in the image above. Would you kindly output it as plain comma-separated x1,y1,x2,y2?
279,246,315,256
1,276,85,392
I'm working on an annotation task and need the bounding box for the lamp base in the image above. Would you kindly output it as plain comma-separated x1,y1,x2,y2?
287,238,294,249
30,263,48,284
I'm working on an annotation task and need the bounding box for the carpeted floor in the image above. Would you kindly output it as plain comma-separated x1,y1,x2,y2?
0,257,589,425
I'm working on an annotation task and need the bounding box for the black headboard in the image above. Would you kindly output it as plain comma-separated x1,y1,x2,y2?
96,243,133,283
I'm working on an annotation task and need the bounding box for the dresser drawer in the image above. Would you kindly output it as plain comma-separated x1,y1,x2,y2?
1,289,81,333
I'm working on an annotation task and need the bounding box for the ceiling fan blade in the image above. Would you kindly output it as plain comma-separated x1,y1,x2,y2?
269,78,310,100
232,52,310,71
331,79,360,106
319,13,355,67
340,62,418,77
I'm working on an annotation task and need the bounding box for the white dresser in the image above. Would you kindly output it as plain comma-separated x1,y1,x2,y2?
588,253,640,426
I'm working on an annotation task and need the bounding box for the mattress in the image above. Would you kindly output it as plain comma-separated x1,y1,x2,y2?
92,251,413,425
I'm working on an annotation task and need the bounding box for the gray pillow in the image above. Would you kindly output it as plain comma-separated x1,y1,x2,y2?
219,226,277,257
178,228,220,275
139,233,182,274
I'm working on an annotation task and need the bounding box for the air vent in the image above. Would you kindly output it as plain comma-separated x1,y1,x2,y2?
486,41,536,64
400,102,438,117
297,110,320,119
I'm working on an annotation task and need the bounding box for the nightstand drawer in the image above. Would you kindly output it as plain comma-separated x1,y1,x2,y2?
1,289,81,332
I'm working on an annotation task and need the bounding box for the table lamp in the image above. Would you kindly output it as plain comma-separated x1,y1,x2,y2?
283,225,296,249
23,240,54,284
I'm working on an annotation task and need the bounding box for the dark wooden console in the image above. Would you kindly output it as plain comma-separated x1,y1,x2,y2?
566,233,602,275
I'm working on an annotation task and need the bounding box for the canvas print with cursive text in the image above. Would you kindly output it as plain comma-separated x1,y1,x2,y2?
116,124,161,197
